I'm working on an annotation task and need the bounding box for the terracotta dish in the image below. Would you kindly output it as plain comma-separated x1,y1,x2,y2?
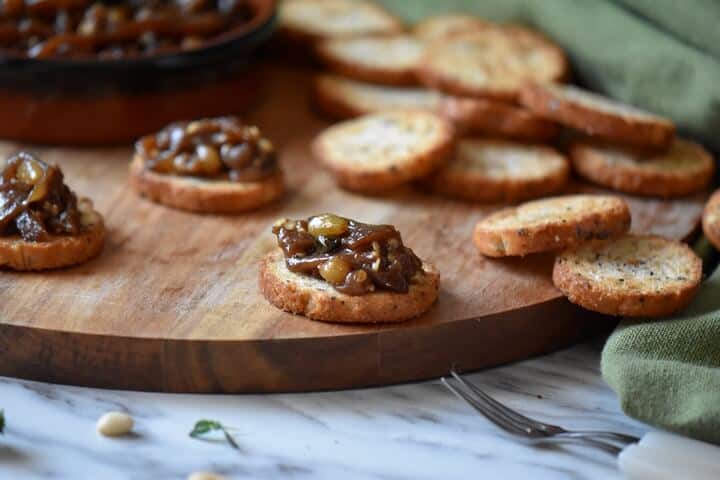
0,0,276,145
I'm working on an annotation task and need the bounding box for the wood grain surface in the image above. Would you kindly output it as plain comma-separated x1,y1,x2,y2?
0,65,707,392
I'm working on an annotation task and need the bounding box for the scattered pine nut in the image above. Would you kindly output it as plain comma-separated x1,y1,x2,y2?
96,411,134,437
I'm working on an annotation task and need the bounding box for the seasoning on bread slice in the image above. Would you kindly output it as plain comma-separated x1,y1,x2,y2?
313,110,455,193
702,189,720,251
473,194,631,257
520,84,675,149
278,0,403,43
423,140,569,203
413,13,492,41
0,152,104,270
129,116,284,213
316,34,424,86
260,214,439,323
312,76,559,141
553,235,702,317
313,75,442,120
417,28,568,101
570,139,714,198
438,96,559,141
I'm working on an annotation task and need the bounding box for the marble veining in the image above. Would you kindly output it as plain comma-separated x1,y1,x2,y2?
0,340,646,479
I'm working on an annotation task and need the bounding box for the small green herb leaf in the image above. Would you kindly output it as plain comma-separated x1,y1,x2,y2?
189,419,239,450
0,409,4,434
190,419,223,438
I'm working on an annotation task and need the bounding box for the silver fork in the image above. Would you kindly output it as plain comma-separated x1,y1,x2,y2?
442,369,640,455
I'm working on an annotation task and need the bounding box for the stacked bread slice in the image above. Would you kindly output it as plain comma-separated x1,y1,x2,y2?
278,0,403,44
290,4,572,198
281,1,714,318
471,192,704,317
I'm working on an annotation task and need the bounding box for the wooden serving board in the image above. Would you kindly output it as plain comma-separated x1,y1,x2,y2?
0,65,706,393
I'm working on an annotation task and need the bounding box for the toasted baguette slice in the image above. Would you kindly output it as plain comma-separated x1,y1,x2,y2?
260,250,439,323
438,96,559,141
279,0,403,43
424,140,569,203
702,189,720,251
570,139,714,198
316,34,424,86
413,13,492,41
129,155,284,213
473,194,631,257
553,235,702,317
417,28,568,101
313,75,558,141
0,199,105,271
313,110,455,193
313,75,442,120
520,84,675,148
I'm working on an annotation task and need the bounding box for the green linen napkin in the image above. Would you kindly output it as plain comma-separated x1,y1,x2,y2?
601,260,720,444
378,0,720,443
377,0,720,150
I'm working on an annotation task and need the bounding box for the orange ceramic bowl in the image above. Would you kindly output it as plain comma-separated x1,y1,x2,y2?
0,0,276,145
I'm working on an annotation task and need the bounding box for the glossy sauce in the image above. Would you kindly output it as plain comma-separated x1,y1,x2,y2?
273,214,423,295
0,152,81,241
135,116,278,181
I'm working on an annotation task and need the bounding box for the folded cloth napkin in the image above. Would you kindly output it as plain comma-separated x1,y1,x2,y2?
378,0,720,150
379,0,720,443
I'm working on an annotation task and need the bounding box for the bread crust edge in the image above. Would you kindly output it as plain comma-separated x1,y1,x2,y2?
313,112,456,193
520,84,675,149
129,155,285,213
569,141,714,198
424,142,569,203
417,29,568,101
702,189,720,251
552,236,702,317
438,97,560,141
315,37,420,86
472,197,632,257
259,250,440,323
0,201,105,271
278,1,404,47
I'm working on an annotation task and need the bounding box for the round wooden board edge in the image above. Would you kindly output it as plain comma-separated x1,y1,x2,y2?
0,297,613,393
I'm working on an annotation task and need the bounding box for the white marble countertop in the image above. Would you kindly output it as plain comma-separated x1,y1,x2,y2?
0,340,645,480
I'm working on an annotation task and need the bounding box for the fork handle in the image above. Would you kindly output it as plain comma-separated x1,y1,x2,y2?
540,435,623,455
557,430,640,445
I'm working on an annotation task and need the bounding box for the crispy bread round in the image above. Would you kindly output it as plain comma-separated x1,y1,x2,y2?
313,110,456,193
259,250,440,323
570,139,714,198
702,189,720,251
316,34,424,86
313,74,442,120
278,0,403,43
417,28,568,101
0,199,105,271
438,96,559,141
129,155,285,213
413,13,492,41
553,235,702,317
424,139,569,203
473,194,631,257
519,83,675,148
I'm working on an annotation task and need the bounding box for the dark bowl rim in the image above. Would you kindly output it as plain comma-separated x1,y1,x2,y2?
0,0,277,71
